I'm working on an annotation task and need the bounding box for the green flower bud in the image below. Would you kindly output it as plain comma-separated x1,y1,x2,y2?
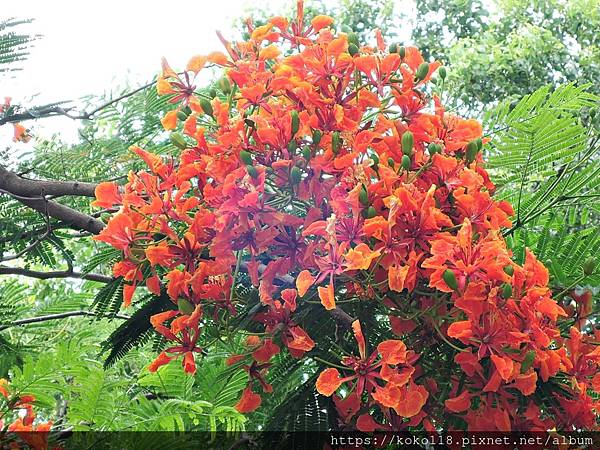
182,106,192,116
366,206,377,219
401,154,411,171
427,143,439,155
348,44,359,56
583,257,597,276
178,298,195,315
503,265,514,276
209,87,217,99
200,98,213,117
476,137,483,150
402,131,414,156
290,166,302,185
438,66,447,80
415,62,429,81
246,165,258,179
359,186,369,206
287,140,298,152
312,129,322,145
443,269,458,291
332,131,341,154
176,110,189,121
465,140,479,163
520,350,536,374
302,147,311,161
501,283,513,299
387,157,395,169
291,110,300,135
348,32,359,47
218,76,231,94
399,46,406,59
370,153,379,167
389,43,398,54
170,133,187,150
239,150,253,166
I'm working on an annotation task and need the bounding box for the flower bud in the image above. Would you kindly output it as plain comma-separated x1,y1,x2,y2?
178,298,195,315
366,206,377,219
401,154,411,171
176,110,189,121
218,76,231,94
476,137,483,150
312,129,322,145
399,46,406,59
438,66,447,79
465,140,479,163
503,265,514,276
209,87,217,99
359,186,369,206
348,43,359,56
302,147,311,161
170,133,187,150
427,143,439,155
239,150,253,166
290,166,302,185
443,269,458,291
246,165,259,179
415,62,429,81
332,131,341,154
200,98,213,117
501,283,513,299
402,131,414,156
290,110,300,135
387,157,395,169
370,153,379,167
389,43,398,54
583,257,597,276
287,140,298,152
348,32,359,47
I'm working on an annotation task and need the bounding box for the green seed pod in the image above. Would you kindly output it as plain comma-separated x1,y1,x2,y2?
583,257,597,276
366,206,377,219
504,265,514,276
246,165,258,179
200,98,213,117
465,140,479,163
520,350,536,374
399,46,406,59
401,154,411,170
359,186,369,206
501,283,513,299
170,133,187,150
387,157,395,169
178,298,195,315
290,166,302,185
176,110,189,121
415,62,429,81
332,131,341,154
290,110,300,135
438,66,447,80
312,129,322,145
402,131,414,156
348,43,359,56
302,147,311,161
218,76,231,94
389,43,398,54
370,153,379,167
443,269,458,291
239,150,253,166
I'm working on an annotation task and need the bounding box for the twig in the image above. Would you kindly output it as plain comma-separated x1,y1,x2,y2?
0,310,130,331
0,266,111,283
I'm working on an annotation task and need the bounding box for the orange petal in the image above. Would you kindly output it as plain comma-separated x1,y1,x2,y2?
344,243,381,271
161,110,178,130
311,15,334,31
296,270,314,296
491,354,514,382
316,368,343,396
123,284,136,308
252,338,280,363
186,55,207,73
318,284,336,310
91,181,121,208
352,320,366,359
445,390,471,413
235,387,262,413
148,351,173,372
377,340,407,365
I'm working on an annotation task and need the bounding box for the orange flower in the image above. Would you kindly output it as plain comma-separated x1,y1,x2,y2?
235,387,262,413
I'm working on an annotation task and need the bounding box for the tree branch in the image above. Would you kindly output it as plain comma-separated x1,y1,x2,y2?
0,166,97,198
0,266,111,283
0,310,130,331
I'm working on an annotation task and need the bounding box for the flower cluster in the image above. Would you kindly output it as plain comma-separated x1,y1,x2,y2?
93,1,600,431
1,379,52,450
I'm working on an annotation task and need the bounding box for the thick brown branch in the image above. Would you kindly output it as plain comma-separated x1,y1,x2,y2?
0,166,97,198
0,266,111,283
0,310,130,331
